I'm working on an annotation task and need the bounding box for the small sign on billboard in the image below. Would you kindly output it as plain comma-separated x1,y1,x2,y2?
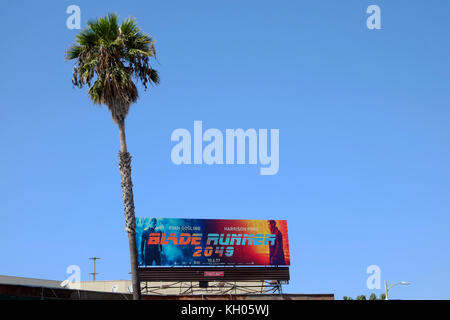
204,271,224,277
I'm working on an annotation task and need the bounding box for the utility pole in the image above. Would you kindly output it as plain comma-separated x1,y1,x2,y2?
89,257,100,281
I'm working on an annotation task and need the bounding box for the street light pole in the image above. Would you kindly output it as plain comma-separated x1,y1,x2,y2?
384,280,388,300
384,280,411,300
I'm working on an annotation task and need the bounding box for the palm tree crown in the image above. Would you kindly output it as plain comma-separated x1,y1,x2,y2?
66,13,159,123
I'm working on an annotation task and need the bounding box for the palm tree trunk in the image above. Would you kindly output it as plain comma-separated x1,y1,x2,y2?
118,119,141,300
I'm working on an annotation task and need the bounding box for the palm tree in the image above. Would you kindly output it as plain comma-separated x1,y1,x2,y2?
66,13,159,300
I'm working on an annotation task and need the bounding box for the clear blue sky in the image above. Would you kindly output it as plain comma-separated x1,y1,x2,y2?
0,0,449,299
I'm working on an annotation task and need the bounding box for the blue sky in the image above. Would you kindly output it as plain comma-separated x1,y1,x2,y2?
1,0,449,299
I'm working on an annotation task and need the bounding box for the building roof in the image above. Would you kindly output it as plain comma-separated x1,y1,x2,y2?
0,275,62,289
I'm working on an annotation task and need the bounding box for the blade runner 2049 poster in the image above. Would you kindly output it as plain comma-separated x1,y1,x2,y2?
136,218,290,267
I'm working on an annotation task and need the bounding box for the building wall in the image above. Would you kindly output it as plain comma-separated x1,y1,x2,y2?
0,283,334,300
68,280,131,293
0,275,334,300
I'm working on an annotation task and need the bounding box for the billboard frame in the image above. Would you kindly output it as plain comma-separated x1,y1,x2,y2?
138,266,289,282
138,266,289,295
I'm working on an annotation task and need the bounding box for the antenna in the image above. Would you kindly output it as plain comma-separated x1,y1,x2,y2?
89,257,100,281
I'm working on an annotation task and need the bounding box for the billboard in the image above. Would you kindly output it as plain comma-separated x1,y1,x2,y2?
136,218,290,267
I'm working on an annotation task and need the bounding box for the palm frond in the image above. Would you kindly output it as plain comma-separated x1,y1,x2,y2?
66,13,159,123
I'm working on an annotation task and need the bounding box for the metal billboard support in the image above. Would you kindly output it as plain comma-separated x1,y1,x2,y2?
138,266,289,296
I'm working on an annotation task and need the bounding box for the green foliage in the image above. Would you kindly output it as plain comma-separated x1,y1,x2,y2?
66,13,159,123
343,293,386,300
